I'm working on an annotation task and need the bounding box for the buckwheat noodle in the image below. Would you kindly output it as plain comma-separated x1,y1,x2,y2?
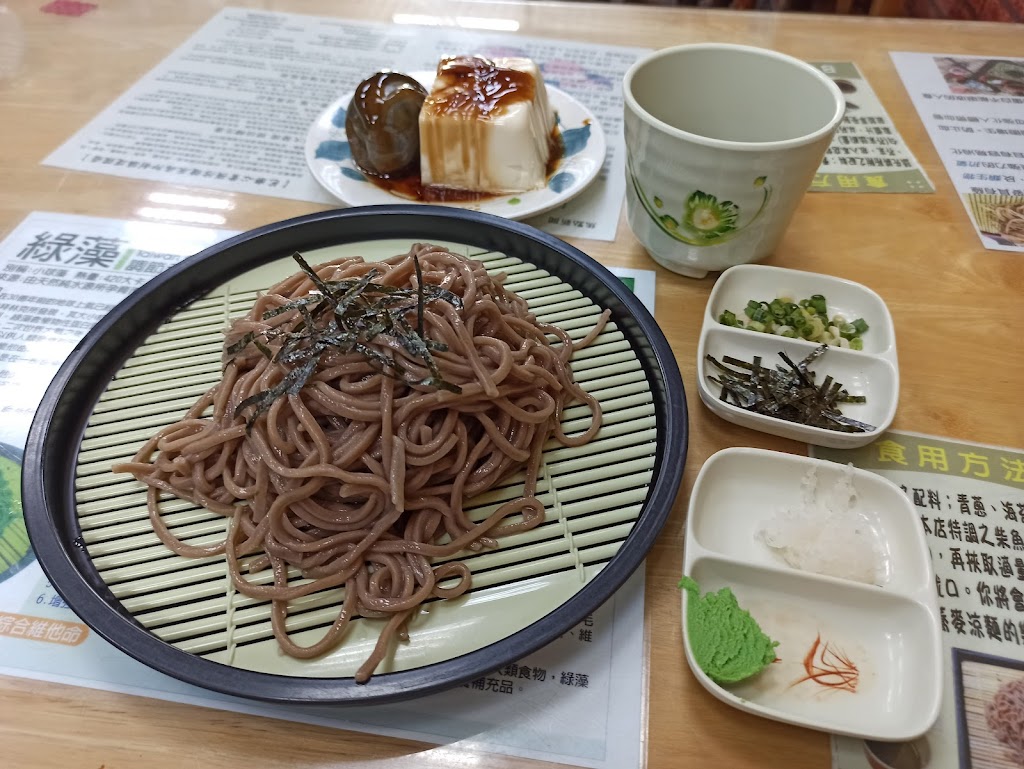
114,243,608,682
991,201,1024,245
988,677,1024,763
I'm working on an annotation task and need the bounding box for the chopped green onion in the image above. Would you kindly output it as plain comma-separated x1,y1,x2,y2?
719,292,870,350
719,310,741,327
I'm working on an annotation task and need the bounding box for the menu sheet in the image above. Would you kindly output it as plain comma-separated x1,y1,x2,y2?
42,8,651,243
815,432,1024,769
891,53,1024,252
0,211,656,769
810,62,932,194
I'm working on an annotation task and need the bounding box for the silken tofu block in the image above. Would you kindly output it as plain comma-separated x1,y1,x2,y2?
419,56,556,194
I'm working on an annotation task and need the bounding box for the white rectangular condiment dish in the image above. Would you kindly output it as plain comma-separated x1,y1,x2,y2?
681,448,942,741
697,264,899,448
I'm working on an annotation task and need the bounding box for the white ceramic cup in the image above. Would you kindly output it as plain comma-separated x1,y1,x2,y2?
623,44,845,279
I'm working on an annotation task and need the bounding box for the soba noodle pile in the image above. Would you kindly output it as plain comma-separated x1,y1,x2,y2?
988,678,1024,763
115,243,608,682
991,201,1024,246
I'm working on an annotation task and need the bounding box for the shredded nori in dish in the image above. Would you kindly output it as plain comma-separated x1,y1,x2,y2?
706,345,875,433
230,252,463,432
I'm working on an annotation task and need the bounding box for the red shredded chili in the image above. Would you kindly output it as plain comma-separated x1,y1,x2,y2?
789,633,858,692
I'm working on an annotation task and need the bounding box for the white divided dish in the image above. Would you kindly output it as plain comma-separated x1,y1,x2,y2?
681,448,942,741
696,264,899,448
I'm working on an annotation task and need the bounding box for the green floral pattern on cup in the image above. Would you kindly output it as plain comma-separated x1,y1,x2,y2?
683,191,739,241
630,170,773,247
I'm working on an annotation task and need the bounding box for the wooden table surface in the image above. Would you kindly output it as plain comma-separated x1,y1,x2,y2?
1,1,1022,767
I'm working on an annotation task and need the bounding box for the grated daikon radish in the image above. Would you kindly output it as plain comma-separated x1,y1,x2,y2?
758,464,886,586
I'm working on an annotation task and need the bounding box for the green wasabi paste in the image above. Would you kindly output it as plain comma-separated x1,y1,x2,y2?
679,576,778,685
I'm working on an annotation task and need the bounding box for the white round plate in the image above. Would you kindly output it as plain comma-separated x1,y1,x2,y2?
305,73,606,220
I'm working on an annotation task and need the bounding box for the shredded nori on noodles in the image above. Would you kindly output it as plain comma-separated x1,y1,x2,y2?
706,345,875,433
231,252,463,431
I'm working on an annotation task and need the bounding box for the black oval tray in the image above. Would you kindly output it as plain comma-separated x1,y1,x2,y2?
23,205,687,704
